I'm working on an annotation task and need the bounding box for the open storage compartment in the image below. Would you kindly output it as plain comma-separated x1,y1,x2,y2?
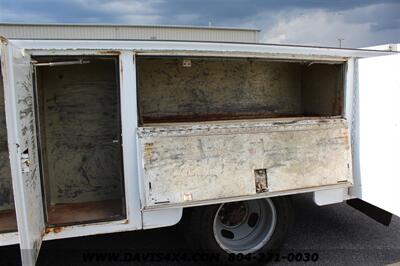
136,56,352,208
137,57,344,124
34,56,125,226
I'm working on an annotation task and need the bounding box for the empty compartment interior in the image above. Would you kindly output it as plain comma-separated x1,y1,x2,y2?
0,66,18,233
137,57,344,124
137,56,349,207
35,56,125,226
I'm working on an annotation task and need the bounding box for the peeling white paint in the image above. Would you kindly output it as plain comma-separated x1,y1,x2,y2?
139,118,352,207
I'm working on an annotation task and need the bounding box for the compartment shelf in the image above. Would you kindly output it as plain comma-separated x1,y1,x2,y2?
0,210,17,233
47,199,124,226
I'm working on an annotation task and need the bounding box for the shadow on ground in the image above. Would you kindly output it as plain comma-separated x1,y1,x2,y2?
1,193,399,266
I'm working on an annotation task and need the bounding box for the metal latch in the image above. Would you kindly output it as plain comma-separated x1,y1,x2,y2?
183,192,193,202
182,59,191,67
255,169,268,193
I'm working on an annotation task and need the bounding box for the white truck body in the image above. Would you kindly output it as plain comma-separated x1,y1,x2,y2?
0,38,399,265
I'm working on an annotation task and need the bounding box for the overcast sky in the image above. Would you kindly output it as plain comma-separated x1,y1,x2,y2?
0,0,399,48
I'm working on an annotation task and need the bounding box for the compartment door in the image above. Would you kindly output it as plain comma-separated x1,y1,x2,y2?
356,53,400,217
1,40,45,264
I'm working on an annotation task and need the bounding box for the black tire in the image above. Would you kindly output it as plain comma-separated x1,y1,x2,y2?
183,196,294,265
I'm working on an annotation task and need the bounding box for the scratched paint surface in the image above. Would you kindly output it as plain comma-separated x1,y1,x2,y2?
0,66,14,211
4,46,45,255
37,59,123,204
137,58,343,123
139,118,352,206
16,53,43,224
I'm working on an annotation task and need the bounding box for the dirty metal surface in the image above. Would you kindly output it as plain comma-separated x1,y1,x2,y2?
0,209,17,232
137,58,343,124
302,63,343,116
1,43,45,262
0,67,14,212
46,199,124,227
138,58,303,123
139,118,352,207
36,59,124,204
14,51,44,225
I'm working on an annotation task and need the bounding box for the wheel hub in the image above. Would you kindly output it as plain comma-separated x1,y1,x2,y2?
213,199,277,254
218,202,248,227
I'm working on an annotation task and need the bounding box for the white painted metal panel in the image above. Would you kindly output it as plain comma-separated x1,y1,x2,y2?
362,44,399,52
139,118,352,208
119,51,142,230
1,39,45,265
11,39,395,61
0,232,19,246
356,54,400,217
313,188,348,206
142,209,183,229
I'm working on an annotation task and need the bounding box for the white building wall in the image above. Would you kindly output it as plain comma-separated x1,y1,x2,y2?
0,24,260,43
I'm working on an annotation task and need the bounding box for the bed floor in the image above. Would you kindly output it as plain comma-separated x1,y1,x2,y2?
47,199,125,226
0,209,17,233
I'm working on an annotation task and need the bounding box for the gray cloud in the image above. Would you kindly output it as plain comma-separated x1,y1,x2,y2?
258,4,400,48
156,0,399,23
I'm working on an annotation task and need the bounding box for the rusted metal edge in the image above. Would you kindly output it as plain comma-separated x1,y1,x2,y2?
45,227,63,234
141,114,305,124
0,36,8,45
141,182,353,211
135,50,348,62
138,117,348,138
44,218,130,235
97,50,121,55
23,48,349,61
10,39,398,60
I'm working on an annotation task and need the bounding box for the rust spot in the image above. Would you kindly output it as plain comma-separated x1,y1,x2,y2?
46,200,123,225
0,36,8,45
123,219,129,224
254,169,268,193
342,130,350,149
97,50,121,55
45,226,64,234
141,114,307,125
144,142,154,159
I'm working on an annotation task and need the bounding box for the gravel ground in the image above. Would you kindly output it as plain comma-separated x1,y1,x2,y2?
1,193,399,266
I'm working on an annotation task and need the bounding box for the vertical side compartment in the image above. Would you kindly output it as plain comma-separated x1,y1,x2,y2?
0,62,17,234
34,56,126,227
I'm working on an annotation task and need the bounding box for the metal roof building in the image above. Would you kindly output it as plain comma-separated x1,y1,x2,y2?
0,23,260,43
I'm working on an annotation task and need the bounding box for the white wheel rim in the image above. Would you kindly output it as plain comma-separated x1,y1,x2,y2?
213,199,277,254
